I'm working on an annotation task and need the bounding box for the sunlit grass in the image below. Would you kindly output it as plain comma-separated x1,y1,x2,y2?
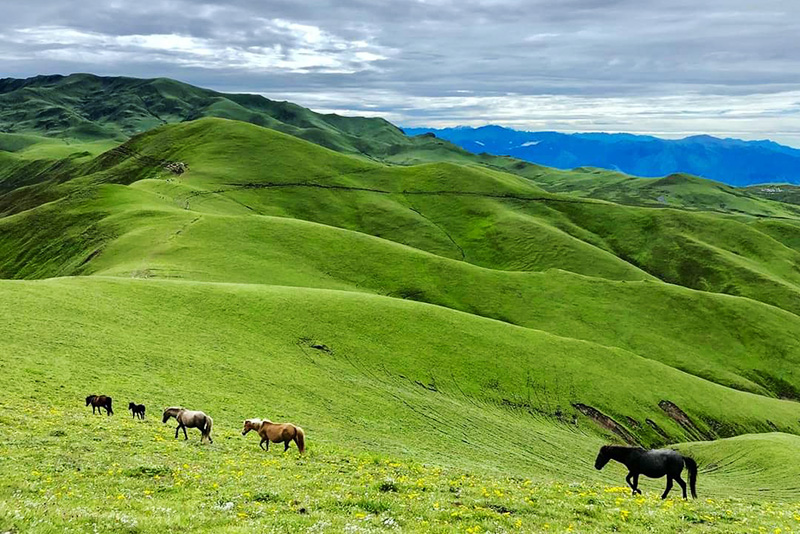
2,401,800,533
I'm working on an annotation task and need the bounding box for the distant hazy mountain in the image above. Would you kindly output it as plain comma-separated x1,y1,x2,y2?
403,125,800,186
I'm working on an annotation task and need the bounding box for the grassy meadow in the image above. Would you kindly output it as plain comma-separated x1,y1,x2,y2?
3,110,800,532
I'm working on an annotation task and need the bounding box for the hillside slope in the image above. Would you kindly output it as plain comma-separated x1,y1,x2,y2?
3,118,800,409
3,277,800,532
4,113,800,530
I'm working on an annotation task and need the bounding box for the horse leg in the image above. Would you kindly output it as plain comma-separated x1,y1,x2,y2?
632,473,642,495
175,424,181,439
625,473,636,495
284,440,290,452
661,476,674,500
260,439,266,451
675,474,687,500
183,425,188,440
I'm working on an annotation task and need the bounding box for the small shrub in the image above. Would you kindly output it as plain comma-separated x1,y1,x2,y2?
378,480,399,493
124,465,172,478
355,497,391,514
251,491,277,503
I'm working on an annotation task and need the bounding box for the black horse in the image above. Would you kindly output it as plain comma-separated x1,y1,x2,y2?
85,395,113,416
128,402,146,419
595,445,697,499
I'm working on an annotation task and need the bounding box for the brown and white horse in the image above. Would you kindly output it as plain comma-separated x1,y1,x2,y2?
162,407,213,443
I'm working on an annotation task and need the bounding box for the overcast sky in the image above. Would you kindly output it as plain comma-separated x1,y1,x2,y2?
2,0,800,145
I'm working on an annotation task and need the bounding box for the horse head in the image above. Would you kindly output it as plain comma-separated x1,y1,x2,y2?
162,407,181,423
85,395,95,406
595,445,612,470
241,419,260,435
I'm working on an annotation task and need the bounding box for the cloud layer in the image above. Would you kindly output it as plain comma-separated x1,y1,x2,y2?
2,1,799,144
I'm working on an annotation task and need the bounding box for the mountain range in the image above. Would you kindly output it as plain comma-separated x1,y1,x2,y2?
403,125,800,186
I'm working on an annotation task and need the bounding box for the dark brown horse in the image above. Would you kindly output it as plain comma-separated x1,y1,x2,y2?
595,445,698,499
86,395,113,416
128,402,146,419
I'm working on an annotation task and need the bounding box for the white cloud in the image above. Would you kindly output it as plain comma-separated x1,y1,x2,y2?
1,0,799,145
4,22,390,73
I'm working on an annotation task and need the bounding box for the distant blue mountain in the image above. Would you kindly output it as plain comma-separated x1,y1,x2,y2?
401,125,800,186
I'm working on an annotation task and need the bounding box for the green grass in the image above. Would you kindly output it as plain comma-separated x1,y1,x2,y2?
4,411,800,533
5,115,800,531
2,277,800,531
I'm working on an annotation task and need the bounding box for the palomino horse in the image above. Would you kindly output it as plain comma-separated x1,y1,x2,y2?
86,395,113,416
162,407,213,443
242,418,305,453
595,445,698,499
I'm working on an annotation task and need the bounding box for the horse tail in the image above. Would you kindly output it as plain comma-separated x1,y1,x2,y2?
684,456,698,498
107,397,113,415
204,416,214,443
295,426,305,454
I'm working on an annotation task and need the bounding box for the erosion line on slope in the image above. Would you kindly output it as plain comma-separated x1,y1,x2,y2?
407,203,466,260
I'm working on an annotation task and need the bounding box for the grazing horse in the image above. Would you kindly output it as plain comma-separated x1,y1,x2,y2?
242,418,305,453
128,402,146,419
162,407,213,443
595,445,697,499
85,395,113,416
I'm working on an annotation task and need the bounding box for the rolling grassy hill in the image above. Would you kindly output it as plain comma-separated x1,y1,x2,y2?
4,112,800,531
0,73,456,163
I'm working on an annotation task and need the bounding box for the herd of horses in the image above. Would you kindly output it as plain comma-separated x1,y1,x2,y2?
85,395,306,454
85,395,695,498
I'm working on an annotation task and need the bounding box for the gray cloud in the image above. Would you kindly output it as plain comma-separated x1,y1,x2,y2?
2,0,800,144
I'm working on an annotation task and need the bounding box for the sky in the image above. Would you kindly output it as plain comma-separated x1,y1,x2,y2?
2,0,800,145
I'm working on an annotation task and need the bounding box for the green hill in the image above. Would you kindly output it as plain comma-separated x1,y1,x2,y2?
0,73,446,162
4,112,800,532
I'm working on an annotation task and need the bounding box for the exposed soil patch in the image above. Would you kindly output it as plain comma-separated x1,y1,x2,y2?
658,400,710,441
164,161,188,175
645,419,671,442
572,403,639,445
